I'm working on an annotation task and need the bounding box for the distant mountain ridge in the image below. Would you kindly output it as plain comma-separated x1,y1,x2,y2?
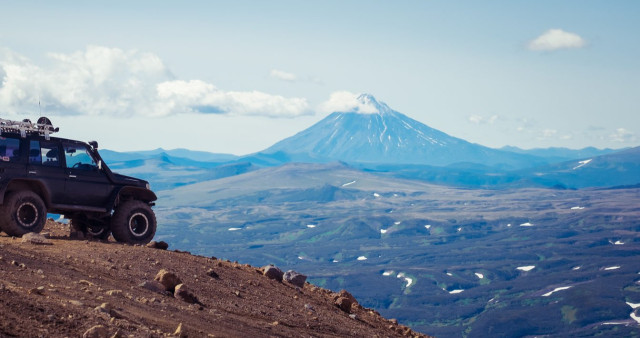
96,94,637,189
262,94,545,169
500,146,620,162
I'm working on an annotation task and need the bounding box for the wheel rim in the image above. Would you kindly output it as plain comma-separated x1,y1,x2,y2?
87,224,106,236
129,212,149,237
17,202,38,228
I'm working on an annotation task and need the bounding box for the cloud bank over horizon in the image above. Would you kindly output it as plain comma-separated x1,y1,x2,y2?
0,46,310,118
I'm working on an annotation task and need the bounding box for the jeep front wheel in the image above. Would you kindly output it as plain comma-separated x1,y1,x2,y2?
0,191,47,237
111,200,156,244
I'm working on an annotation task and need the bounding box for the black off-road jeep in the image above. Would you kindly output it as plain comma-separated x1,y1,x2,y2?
0,117,157,244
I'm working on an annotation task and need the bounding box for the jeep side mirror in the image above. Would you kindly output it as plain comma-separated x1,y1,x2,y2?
89,141,98,149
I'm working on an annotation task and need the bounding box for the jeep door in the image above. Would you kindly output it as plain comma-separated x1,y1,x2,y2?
0,136,28,191
62,143,113,207
26,140,68,204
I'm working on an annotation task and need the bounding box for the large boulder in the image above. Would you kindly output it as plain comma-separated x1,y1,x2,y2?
283,270,307,288
334,289,358,313
263,265,284,282
154,269,182,292
21,232,52,245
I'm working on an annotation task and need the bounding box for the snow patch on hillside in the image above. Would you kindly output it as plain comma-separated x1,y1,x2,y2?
542,286,572,297
573,159,592,170
517,266,535,272
342,180,356,187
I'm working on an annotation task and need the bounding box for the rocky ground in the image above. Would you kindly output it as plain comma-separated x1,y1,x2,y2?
0,220,431,338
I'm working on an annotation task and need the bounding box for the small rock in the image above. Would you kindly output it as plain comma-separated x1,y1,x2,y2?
206,268,219,279
21,232,53,245
263,265,284,282
304,303,315,312
28,286,45,295
154,269,182,292
139,280,166,294
146,241,169,250
94,302,123,319
174,284,200,304
349,314,357,320
283,270,307,288
94,302,113,314
83,325,108,338
173,323,186,338
106,290,123,297
69,300,84,306
335,297,353,313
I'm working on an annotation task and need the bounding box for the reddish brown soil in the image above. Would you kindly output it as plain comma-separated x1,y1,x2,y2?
0,220,431,337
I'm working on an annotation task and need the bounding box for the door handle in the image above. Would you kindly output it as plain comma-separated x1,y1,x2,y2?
69,175,77,178
28,171,37,174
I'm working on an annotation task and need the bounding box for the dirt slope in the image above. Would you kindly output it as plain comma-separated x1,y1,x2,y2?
0,220,430,337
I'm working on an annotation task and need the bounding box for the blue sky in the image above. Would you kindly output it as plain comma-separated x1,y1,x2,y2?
1,1,638,154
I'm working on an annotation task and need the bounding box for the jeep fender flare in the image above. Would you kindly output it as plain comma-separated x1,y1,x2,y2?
110,186,157,210
0,179,51,207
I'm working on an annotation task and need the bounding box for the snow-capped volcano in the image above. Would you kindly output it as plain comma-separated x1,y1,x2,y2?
263,94,537,168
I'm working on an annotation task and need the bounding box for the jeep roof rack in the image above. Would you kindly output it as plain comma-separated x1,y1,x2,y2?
0,117,59,140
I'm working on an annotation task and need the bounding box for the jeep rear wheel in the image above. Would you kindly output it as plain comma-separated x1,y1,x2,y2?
0,191,47,237
70,217,111,240
111,200,156,244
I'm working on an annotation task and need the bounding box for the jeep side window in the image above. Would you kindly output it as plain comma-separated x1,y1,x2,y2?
64,144,98,171
0,137,21,162
32,141,60,167
29,140,42,164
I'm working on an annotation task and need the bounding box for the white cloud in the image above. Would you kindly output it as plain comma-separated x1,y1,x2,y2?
0,46,309,118
540,128,557,138
270,69,297,82
610,128,636,143
528,29,587,51
468,114,499,125
318,91,378,114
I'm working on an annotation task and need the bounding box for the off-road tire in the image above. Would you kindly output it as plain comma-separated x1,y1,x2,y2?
0,190,47,237
70,217,111,240
111,200,156,244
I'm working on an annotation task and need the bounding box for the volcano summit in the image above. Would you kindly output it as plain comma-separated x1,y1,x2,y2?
264,94,538,169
